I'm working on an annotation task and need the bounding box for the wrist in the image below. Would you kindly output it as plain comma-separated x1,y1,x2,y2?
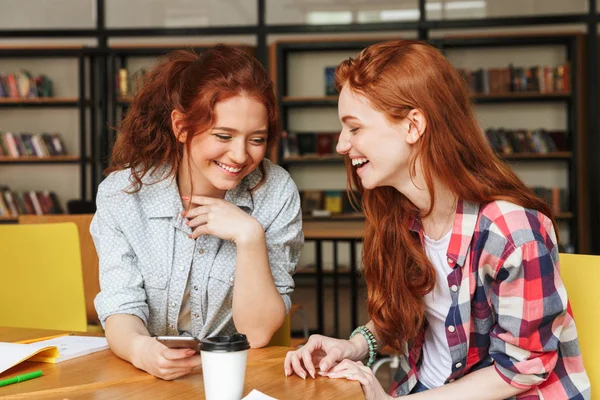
348,335,370,361
235,220,264,246
131,335,153,370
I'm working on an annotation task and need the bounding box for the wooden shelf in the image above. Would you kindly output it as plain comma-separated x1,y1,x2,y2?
0,97,83,107
0,156,81,164
0,216,18,222
281,92,570,107
283,154,344,165
555,212,574,220
500,152,572,160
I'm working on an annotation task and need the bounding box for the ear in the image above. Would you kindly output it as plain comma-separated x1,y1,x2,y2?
171,109,187,143
405,109,427,145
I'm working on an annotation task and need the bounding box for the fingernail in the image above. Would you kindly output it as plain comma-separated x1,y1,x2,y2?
180,211,185,216
320,363,328,371
284,368,289,377
318,371,327,376
300,372,306,380
310,370,315,379
182,196,189,200
188,235,193,239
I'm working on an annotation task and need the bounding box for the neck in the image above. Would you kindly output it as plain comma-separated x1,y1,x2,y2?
392,159,457,238
177,154,226,209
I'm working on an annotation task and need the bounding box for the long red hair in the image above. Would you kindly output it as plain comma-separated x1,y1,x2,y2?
108,45,278,192
336,40,556,351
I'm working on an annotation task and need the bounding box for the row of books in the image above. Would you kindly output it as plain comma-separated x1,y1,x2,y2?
282,131,338,158
0,132,68,157
532,186,569,214
0,187,64,217
0,71,54,98
301,190,361,216
485,128,568,155
457,64,570,94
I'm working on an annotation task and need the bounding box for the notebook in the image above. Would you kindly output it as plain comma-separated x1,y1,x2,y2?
0,336,109,375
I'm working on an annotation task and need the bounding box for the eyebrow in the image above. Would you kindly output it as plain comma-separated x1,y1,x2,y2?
212,126,269,135
341,116,360,124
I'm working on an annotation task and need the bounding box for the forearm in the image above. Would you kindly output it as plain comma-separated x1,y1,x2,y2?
232,229,286,348
105,314,153,368
407,365,527,399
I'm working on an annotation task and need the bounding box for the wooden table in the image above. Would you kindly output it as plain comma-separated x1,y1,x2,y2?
0,328,364,400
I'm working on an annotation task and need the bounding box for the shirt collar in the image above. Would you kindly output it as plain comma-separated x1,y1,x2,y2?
410,199,480,268
142,163,262,219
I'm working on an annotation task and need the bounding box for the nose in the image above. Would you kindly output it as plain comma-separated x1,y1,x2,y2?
228,139,249,164
336,130,351,154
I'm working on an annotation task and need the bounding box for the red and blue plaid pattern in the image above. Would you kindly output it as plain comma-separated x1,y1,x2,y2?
389,200,590,399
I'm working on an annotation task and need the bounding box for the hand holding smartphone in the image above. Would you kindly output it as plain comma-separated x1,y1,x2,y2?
155,336,200,352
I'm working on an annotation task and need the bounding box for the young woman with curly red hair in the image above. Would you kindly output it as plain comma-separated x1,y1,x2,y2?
91,45,303,380
285,40,589,399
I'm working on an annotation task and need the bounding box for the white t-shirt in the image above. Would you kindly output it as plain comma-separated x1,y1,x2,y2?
417,230,453,389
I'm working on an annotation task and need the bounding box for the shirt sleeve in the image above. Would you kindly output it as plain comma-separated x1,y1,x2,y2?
489,239,569,389
91,185,149,328
264,176,304,314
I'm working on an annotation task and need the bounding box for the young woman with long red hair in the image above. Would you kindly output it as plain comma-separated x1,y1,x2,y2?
91,45,303,380
284,40,589,399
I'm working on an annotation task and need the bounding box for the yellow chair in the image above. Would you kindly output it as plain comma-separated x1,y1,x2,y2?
0,223,87,332
268,312,291,347
559,253,600,390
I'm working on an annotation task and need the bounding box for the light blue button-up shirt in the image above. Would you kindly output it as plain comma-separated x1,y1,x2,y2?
91,159,303,339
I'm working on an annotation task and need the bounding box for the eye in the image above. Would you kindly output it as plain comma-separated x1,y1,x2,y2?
349,127,360,133
214,134,232,141
250,137,267,145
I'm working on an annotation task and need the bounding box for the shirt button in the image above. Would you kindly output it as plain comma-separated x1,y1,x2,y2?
179,266,184,271
229,276,234,284
450,285,458,292
193,285,199,291
198,249,205,254
447,258,454,265
169,323,174,329
455,362,463,368
448,325,456,333
171,302,176,307
194,314,200,318
449,379,455,383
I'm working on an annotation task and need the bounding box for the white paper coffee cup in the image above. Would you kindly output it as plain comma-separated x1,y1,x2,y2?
200,333,250,400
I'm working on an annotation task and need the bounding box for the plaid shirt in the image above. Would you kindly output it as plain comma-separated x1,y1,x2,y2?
389,200,590,399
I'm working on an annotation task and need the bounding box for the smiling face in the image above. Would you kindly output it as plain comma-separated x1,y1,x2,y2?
174,95,268,197
336,85,415,190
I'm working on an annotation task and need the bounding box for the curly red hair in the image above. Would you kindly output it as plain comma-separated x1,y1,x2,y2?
108,45,278,192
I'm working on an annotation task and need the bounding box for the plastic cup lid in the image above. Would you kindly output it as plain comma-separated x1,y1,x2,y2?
200,333,250,352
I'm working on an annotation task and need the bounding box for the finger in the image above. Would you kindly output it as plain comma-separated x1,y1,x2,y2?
284,351,293,376
159,367,195,381
325,359,355,375
318,347,344,372
190,225,210,239
185,195,219,206
187,214,208,228
183,205,210,219
289,352,307,379
344,372,370,387
162,348,198,360
301,350,316,379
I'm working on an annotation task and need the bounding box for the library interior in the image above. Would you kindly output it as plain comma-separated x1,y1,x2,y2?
0,1,599,399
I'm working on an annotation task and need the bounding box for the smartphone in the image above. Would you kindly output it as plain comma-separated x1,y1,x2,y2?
155,336,200,352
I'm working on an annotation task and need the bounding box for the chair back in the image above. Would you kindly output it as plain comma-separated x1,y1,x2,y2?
267,313,291,347
0,223,87,332
19,214,99,325
559,253,600,390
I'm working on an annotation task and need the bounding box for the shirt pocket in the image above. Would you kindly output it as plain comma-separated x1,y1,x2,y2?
140,265,170,289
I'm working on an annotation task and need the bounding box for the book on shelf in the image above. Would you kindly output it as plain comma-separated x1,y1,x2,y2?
0,335,109,375
457,63,570,95
0,186,64,217
0,132,67,157
281,131,338,160
324,66,337,96
530,186,569,215
300,189,363,218
484,128,568,155
0,71,53,98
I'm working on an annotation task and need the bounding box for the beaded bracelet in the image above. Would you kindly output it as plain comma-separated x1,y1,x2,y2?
349,325,378,367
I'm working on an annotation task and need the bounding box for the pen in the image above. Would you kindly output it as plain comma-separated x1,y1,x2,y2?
0,370,43,388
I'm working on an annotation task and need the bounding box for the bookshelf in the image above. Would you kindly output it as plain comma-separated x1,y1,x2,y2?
0,46,97,217
271,34,588,254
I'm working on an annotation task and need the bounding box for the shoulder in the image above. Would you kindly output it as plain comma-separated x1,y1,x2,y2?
477,200,557,252
255,159,299,195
